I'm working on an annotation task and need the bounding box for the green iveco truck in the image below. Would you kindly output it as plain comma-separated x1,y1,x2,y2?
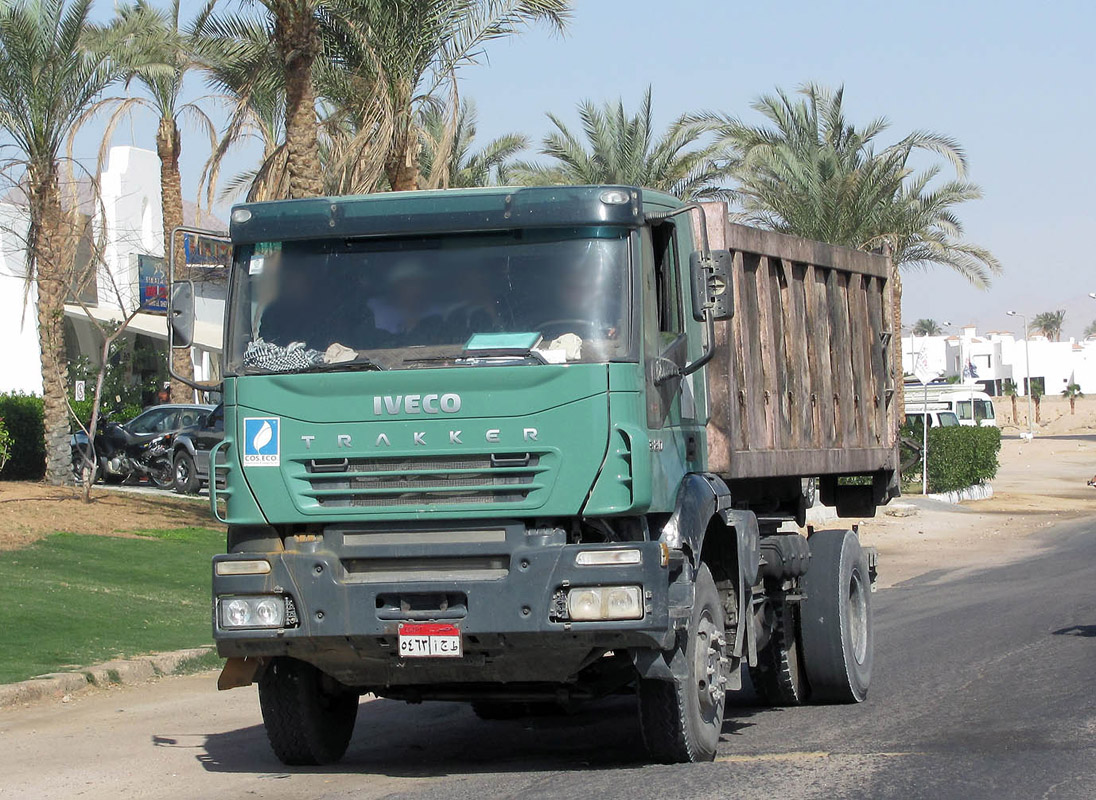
169,185,899,765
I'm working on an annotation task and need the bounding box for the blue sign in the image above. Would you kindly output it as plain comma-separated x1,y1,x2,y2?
137,254,167,313
242,417,280,467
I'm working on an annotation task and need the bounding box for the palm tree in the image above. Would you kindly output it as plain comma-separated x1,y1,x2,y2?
701,84,1000,415
202,0,568,200
1001,378,1019,425
323,0,569,194
912,319,941,336
705,84,1000,284
86,0,218,401
0,0,118,484
1032,310,1065,341
418,99,527,189
1031,378,1045,424
1061,382,1083,415
199,0,329,199
510,87,733,200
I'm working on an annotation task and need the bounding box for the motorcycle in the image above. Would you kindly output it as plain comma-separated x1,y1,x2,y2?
70,411,175,489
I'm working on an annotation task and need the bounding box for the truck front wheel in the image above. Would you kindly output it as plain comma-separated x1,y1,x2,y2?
638,563,727,763
799,529,873,703
258,658,359,765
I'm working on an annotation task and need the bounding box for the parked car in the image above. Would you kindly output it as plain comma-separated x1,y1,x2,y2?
70,403,214,485
172,403,224,494
903,407,962,430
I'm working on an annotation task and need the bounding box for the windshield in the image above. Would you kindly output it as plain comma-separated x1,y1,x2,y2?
938,412,960,427
226,227,632,373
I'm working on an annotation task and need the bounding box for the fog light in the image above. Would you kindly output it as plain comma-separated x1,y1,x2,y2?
219,595,288,629
575,548,641,566
566,586,643,621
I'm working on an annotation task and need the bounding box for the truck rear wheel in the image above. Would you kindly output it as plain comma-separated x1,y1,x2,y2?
799,529,873,703
258,658,359,765
638,563,727,763
749,599,808,706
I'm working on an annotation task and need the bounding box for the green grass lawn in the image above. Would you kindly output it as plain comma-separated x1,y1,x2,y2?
0,528,224,684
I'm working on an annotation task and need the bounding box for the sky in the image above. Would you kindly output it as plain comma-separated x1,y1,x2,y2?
80,0,1096,339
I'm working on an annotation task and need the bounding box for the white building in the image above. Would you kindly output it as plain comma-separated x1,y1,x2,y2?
902,325,1096,396
0,146,226,400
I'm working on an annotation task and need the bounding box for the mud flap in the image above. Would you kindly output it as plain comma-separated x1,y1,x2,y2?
218,656,266,690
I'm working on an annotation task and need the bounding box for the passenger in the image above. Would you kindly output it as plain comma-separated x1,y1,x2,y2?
259,256,346,349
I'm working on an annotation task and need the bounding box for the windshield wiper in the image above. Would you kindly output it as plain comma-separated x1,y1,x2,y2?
294,356,386,373
403,348,549,366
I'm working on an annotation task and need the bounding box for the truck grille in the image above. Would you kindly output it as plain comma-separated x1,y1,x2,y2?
297,453,550,509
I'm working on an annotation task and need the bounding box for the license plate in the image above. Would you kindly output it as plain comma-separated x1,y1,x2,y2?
398,622,463,658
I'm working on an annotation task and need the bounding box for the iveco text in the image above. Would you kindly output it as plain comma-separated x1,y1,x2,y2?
373,393,461,415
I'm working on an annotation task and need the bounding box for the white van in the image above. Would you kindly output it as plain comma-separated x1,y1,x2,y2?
904,386,998,428
904,403,962,430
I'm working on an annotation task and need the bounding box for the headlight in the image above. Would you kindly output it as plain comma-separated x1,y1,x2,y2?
219,595,289,629
565,586,643,621
575,548,642,566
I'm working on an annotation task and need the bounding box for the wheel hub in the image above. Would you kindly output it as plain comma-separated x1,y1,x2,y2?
695,612,728,712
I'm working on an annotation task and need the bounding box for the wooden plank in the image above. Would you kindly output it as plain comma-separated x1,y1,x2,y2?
724,222,890,279
862,276,885,445
722,446,899,479
846,273,870,448
806,265,835,448
827,271,856,447
754,256,779,449
739,254,767,449
782,259,812,449
767,258,791,448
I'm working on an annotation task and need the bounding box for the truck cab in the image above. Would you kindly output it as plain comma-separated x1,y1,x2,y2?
170,186,893,765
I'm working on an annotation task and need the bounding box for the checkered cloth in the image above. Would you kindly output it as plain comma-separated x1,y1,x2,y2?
243,338,325,372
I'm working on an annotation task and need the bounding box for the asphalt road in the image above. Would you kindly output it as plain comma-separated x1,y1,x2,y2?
2,519,1094,800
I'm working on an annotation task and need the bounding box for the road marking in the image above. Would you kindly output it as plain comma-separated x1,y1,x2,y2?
716,751,916,764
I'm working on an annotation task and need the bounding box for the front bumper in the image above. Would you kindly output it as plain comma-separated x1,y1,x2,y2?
212,521,677,687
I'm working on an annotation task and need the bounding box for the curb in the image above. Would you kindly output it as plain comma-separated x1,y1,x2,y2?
0,646,216,710
926,484,994,504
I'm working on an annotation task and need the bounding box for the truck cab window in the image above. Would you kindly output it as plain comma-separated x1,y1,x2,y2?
651,221,682,337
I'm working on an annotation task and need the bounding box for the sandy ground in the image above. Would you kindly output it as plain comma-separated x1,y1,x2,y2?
857,412,1096,588
0,481,217,550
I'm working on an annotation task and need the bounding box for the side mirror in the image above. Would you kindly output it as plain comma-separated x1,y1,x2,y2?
169,281,195,349
689,249,734,322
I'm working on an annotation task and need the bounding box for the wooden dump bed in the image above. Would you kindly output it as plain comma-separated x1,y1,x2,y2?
698,203,901,480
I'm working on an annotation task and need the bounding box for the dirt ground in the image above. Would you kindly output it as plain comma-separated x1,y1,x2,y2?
857,405,1096,587
0,483,218,550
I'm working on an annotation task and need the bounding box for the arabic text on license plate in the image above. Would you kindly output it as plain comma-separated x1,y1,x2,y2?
398,622,463,658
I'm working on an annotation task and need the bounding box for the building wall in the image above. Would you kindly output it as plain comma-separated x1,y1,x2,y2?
0,203,43,394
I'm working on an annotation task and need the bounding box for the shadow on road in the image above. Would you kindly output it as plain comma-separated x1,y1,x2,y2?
179,693,775,778
1052,624,1096,637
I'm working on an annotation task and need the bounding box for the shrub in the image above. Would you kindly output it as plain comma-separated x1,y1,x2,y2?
923,426,1001,494
0,393,45,481
0,416,11,472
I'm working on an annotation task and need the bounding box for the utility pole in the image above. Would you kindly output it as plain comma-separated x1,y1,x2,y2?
1007,311,1034,438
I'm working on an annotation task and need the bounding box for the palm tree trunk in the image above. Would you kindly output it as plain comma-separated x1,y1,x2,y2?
386,128,421,192
1034,395,1041,423
276,8,324,199
31,174,73,485
1010,395,1017,424
157,115,194,403
1070,397,1075,414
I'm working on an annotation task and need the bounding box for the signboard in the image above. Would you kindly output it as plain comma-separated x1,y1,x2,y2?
74,380,85,402
137,254,168,313
183,232,231,269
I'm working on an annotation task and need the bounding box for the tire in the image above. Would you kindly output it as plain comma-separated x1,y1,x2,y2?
638,563,727,763
148,458,174,489
71,450,98,485
258,658,359,766
749,598,808,706
173,451,199,495
799,529,873,703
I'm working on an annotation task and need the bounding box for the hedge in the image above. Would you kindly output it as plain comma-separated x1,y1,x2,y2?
0,393,45,481
922,426,1001,494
